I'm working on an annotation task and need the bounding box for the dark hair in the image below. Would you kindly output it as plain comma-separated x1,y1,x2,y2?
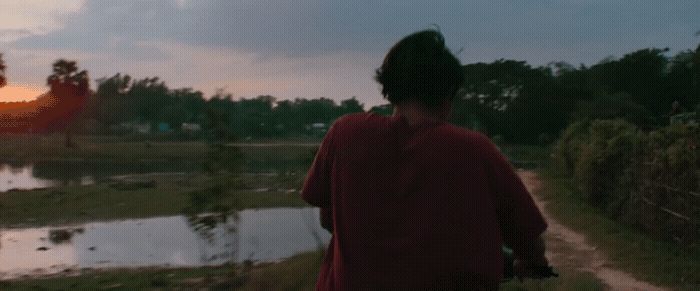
374,30,464,107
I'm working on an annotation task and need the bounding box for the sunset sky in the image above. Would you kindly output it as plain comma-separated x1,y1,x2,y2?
1,0,698,106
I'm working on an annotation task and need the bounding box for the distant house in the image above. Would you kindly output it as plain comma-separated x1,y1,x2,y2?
133,123,151,134
157,122,171,133
305,122,328,136
181,122,202,132
670,112,697,125
113,121,151,134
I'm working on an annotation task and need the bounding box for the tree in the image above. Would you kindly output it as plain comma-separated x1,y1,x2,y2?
95,73,133,127
0,53,6,88
591,48,670,115
46,59,90,147
461,60,534,111
695,44,700,103
48,59,88,90
340,97,364,114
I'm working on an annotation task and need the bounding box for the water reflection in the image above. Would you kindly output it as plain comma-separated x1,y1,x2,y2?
0,161,199,192
0,160,303,193
0,164,64,192
0,208,329,279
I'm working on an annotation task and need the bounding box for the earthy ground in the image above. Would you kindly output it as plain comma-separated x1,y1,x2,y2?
519,170,667,291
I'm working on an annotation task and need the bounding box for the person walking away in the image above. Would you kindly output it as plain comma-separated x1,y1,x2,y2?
302,30,549,290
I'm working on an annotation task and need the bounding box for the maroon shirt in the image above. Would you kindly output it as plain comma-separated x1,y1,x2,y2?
302,113,547,290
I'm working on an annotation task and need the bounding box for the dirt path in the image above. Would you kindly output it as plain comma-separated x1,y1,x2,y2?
518,170,668,291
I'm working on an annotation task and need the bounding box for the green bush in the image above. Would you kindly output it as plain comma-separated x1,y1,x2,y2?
631,123,699,244
553,119,699,244
574,119,642,216
552,120,591,173
644,123,699,188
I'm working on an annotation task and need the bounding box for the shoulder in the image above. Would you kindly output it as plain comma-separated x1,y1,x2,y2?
335,112,376,124
329,112,378,131
437,124,495,148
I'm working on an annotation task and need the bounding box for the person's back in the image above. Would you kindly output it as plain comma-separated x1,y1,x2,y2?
302,30,549,290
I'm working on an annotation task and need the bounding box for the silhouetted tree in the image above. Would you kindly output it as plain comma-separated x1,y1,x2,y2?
48,59,88,90
340,97,365,114
47,59,89,147
0,53,6,88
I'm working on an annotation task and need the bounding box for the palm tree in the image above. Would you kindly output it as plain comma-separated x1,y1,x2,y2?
0,53,6,88
47,59,90,147
47,59,88,91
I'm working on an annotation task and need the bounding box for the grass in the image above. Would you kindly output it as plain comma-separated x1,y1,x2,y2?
501,271,604,291
0,134,212,162
0,134,318,163
0,250,604,291
0,252,322,291
0,266,239,291
0,172,308,228
536,167,700,291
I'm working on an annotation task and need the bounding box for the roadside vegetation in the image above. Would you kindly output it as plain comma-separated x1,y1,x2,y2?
542,120,700,290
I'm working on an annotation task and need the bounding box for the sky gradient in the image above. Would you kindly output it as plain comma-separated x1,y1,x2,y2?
1,0,698,107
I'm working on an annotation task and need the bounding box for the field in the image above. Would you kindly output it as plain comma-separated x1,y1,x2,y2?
0,136,693,290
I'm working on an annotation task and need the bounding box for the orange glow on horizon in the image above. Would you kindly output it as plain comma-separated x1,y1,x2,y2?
0,83,47,102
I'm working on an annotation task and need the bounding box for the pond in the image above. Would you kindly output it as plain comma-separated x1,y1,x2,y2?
0,161,201,192
0,164,73,192
0,159,308,193
0,208,330,279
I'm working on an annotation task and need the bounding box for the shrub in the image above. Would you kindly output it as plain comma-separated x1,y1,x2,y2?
574,119,641,216
552,120,591,173
630,123,699,244
554,119,699,244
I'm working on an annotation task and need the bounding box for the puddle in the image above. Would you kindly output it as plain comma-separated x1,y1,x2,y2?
0,164,93,192
0,208,329,279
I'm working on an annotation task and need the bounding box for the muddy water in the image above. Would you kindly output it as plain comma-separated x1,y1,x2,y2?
0,208,330,279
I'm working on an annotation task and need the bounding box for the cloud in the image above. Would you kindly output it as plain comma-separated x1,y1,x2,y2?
0,0,85,41
9,0,700,63
2,0,699,107
0,29,33,42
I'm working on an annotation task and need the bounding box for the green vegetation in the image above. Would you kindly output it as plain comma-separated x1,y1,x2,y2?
0,134,318,163
0,266,239,291
501,271,604,291
0,252,322,291
553,120,699,244
0,135,213,162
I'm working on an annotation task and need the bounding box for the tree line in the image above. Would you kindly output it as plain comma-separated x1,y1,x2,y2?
78,74,368,139
451,45,700,144
65,44,699,142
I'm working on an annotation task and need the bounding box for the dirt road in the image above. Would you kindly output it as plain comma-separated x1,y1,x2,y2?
518,170,668,291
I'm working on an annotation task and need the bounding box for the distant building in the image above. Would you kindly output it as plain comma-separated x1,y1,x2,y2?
157,122,171,133
305,122,328,136
305,122,327,132
133,123,151,134
114,121,151,134
181,122,202,132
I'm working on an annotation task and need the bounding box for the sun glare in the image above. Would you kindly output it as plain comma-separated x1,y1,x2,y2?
0,83,47,102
